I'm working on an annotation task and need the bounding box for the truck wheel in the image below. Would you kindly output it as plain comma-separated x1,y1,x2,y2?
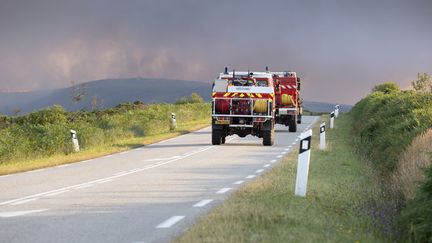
289,116,297,132
212,129,222,145
297,114,302,124
263,129,274,146
221,136,226,144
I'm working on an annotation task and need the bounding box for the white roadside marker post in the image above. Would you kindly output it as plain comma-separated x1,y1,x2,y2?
70,129,80,152
330,111,335,129
319,122,326,150
335,105,340,118
295,129,312,197
170,113,177,130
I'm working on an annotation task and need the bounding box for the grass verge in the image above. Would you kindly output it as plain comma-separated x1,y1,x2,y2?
176,114,385,242
0,119,209,175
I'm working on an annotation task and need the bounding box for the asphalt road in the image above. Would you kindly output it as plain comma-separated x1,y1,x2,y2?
0,116,318,243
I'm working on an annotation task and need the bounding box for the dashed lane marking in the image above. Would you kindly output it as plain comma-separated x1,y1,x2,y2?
233,180,244,185
245,175,256,179
0,142,224,207
255,169,264,173
264,164,271,168
193,199,213,208
216,188,232,194
156,216,185,229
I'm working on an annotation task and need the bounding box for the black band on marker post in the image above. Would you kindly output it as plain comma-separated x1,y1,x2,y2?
299,136,312,154
320,125,325,133
330,112,335,118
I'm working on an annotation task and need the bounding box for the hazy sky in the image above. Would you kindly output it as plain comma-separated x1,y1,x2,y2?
0,0,431,104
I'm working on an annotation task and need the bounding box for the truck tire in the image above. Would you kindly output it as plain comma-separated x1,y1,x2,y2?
212,129,222,145
263,129,274,146
297,114,302,124
289,115,297,132
221,135,226,144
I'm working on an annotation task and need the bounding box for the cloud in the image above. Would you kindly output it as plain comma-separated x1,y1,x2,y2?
0,0,431,104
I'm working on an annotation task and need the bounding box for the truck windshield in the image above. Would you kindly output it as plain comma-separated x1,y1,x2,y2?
257,80,268,87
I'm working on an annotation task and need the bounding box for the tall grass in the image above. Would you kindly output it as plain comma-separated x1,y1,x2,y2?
391,129,432,201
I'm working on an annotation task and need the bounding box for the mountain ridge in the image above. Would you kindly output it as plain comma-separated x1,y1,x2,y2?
0,78,351,115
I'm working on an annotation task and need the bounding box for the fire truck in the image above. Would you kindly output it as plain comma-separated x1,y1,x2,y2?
211,68,276,146
271,71,302,132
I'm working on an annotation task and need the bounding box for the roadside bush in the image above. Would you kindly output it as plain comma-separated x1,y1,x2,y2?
0,101,210,163
175,93,205,104
16,105,67,126
351,90,432,174
351,82,432,241
372,82,400,94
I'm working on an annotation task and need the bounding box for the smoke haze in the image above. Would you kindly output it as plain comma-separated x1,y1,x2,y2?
1,0,431,104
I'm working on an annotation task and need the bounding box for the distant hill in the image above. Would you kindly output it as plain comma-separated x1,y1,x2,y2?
302,101,352,113
0,78,351,115
0,78,210,115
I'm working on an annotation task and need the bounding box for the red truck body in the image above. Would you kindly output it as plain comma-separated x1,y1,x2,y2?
211,70,276,146
272,71,302,132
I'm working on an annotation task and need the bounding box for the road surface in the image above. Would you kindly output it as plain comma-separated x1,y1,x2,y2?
0,116,318,243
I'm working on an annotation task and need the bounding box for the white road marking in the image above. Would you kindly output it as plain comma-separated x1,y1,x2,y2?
281,151,287,154
270,159,277,163
129,168,143,173
277,155,283,158
284,148,290,151
44,190,69,197
0,209,48,218
193,199,213,207
255,169,264,173
97,179,113,184
143,156,182,162
10,198,38,206
119,151,128,155
292,142,296,145
74,184,94,190
216,188,231,194
56,164,70,168
245,175,256,179
0,142,221,206
114,171,128,176
233,180,244,185
156,216,185,228
264,164,271,168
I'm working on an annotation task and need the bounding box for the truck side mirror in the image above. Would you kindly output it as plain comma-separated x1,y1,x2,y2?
297,77,301,91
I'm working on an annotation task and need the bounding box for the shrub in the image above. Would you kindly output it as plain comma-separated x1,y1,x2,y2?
175,93,205,104
372,82,400,94
351,91,432,174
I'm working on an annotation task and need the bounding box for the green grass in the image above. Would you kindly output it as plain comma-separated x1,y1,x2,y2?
176,114,384,243
0,112,211,175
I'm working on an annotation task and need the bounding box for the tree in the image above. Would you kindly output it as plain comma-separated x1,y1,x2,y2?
372,82,400,94
411,73,432,93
